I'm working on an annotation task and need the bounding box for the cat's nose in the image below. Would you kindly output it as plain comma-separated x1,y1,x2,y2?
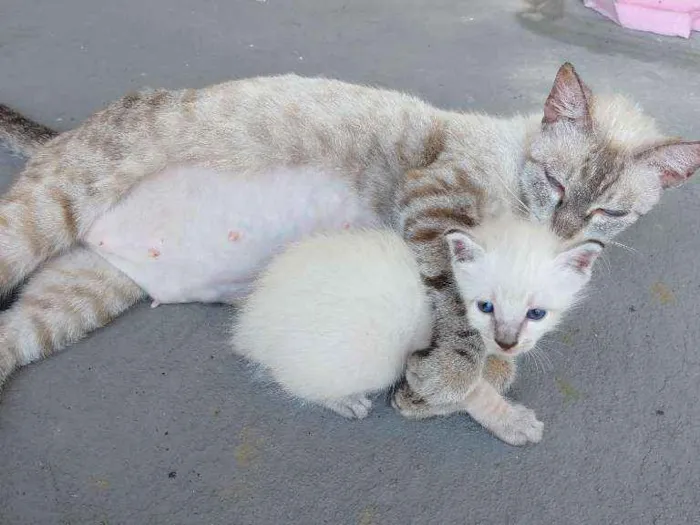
495,339,517,351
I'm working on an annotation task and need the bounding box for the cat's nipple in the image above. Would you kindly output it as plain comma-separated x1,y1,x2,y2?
228,230,242,242
148,248,161,259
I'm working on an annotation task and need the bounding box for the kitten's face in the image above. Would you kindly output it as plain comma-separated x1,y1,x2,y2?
519,63,700,245
445,225,600,357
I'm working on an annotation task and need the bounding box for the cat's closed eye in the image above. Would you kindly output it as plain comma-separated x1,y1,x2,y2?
544,169,565,207
589,208,629,218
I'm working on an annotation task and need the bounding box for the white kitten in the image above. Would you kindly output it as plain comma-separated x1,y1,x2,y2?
444,219,600,357
231,216,600,427
232,229,433,419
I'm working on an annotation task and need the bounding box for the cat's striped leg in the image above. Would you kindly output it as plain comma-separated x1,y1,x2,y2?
392,356,541,446
0,247,145,387
391,353,516,418
397,165,488,398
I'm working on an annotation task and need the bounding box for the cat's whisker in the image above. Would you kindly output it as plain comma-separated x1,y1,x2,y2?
535,347,554,370
539,338,563,351
490,170,532,215
535,350,549,373
526,349,544,376
539,346,562,359
609,240,640,255
524,352,536,374
535,339,563,358
534,351,546,374
525,351,538,375
599,252,612,275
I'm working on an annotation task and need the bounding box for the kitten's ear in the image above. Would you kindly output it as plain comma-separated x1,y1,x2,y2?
542,62,592,130
556,241,603,277
634,141,700,189
444,229,484,264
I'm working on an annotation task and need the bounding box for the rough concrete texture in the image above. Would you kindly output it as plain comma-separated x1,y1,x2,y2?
1,1,699,524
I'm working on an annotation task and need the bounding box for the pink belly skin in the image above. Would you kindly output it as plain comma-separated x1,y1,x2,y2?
85,167,382,304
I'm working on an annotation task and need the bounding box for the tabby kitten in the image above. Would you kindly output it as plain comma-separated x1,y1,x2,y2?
0,64,696,403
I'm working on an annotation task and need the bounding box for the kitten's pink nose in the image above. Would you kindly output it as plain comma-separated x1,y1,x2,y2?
495,339,517,351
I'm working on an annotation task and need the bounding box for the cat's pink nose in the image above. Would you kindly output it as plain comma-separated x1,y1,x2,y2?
495,339,517,351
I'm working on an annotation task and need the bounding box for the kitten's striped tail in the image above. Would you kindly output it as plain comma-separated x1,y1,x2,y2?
0,104,58,157
0,247,145,387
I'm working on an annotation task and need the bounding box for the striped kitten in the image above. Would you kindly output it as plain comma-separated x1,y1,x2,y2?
232,217,600,445
0,63,697,405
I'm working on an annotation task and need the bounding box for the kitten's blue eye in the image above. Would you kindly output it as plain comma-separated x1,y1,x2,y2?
477,301,494,314
526,308,547,321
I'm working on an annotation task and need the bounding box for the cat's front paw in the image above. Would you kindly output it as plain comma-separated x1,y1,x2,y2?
403,348,480,406
391,380,462,420
391,380,431,419
487,403,544,446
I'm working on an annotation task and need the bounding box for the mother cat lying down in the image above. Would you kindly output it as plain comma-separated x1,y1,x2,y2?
0,63,698,408
232,215,601,445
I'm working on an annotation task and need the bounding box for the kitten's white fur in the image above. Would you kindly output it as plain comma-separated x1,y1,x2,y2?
231,215,599,420
445,220,598,357
232,228,432,419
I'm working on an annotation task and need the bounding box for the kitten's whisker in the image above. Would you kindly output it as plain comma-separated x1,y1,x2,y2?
536,350,549,373
524,352,536,375
535,340,563,358
527,350,544,376
536,350,547,375
536,347,554,370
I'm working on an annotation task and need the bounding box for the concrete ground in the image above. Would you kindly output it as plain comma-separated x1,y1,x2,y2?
1,0,699,523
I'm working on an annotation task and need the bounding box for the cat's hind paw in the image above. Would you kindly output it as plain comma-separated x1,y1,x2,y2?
322,394,373,419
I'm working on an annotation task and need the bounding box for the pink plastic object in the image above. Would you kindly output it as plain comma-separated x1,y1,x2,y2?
583,0,700,38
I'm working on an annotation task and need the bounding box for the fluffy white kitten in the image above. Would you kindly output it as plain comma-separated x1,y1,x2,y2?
231,216,600,428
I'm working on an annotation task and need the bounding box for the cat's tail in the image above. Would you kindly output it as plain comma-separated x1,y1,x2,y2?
0,247,145,388
0,104,58,157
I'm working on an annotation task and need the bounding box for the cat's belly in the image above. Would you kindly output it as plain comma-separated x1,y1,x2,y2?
85,166,382,304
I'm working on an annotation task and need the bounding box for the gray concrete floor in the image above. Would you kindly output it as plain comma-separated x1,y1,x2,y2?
1,1,700,523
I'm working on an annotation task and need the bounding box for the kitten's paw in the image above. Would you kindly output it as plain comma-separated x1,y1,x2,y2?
488,403,544,446
323,394,372,419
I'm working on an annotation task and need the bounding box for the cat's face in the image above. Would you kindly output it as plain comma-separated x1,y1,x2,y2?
519,63,700,245
445,222,600,357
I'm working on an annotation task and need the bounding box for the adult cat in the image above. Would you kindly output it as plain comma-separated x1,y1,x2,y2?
0,64,697,403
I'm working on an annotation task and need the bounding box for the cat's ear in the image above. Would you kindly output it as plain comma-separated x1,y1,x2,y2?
542,62,592,130
444,229,484,264
556,241,603,277
634,140,700,189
